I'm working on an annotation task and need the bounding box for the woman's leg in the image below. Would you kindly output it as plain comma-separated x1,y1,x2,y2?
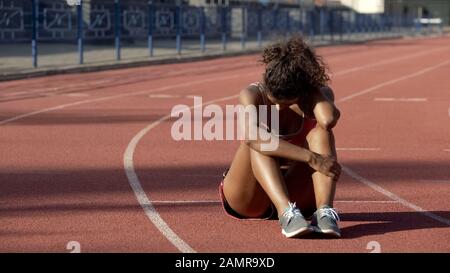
223,142,313,237
249,148,291,215
305,125,341,237
306,125,338,208
223,141,296,218
222,143,273,218
283,125,338,219
284,161,316,218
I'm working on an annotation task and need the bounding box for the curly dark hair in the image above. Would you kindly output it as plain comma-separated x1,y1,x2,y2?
260,36,330,107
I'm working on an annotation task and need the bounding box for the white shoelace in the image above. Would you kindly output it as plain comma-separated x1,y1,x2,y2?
283,202,302,220
319,207,340,222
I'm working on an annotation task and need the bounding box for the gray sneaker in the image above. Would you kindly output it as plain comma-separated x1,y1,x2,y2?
279,202,314,238
311,205,341,238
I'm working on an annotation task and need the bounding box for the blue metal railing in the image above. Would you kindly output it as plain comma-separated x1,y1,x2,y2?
0,0,446,68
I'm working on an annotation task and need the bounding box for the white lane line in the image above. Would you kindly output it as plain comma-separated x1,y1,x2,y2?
4,81,111,96
336,148,380,151
334,200,399,204
419,179,450,183
152,200,221,204
374,97,428,102
148,94,197,99
2,91,30,96
2,63,252,97
342,166,450,226
337,60,450,103
149,94,181,99
181,174,220,178
0,73,253,126
124,94,239,253
332,46,449,77
149,200,399,205
66,93,90,97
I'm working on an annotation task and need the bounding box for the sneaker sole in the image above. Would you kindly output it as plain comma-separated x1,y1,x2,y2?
313,227,341,238
282,227,314,238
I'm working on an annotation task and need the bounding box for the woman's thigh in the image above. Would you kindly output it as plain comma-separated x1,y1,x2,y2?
222,143,272,218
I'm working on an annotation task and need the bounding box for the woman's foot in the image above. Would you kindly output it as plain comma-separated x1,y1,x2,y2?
279,202,314,238
311,205,341,238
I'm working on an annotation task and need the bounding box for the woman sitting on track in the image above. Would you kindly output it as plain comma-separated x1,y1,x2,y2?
219,36,342,238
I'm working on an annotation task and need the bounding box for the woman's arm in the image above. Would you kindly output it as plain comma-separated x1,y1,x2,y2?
312,86,341,130
239,87,340,178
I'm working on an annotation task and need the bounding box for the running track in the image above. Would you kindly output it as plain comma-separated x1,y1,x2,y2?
0,36,449,252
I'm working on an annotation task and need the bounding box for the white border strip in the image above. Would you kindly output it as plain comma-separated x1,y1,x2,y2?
0,73,251,126
150,200,399,205
419,179,450,183
336,148,380,151
374,97,427,102
332,46,449,77
342,166,450,226
337,60,450,103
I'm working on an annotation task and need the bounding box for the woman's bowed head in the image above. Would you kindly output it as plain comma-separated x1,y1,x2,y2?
220,36,343,238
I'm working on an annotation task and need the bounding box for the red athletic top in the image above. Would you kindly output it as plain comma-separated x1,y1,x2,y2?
249,82,317,147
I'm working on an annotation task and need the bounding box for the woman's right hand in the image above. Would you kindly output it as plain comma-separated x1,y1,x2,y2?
308,152,341,179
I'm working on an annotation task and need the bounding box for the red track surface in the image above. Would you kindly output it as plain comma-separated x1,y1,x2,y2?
0,36,449,253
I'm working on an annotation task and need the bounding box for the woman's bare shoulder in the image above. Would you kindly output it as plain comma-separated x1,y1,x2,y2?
239,83,263,106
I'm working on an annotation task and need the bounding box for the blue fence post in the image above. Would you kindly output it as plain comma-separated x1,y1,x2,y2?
257,7,262,48
359,14,364,34
221,7,227,51
415,17,421,36
320,7,325,41
379,14,382,34
366,15,370,34
351,10,356,38
357,12,361,36
359,14,363,34
309,9,315,39
272,7,277,36
298,5,304,35
286,9,290,37
365,14,368,34
298,6,302,34
148,0,154,57
328,10,334,42
176,4,182,55
114,0,121,61
77,0,84,65
241,7,246,49
31,0,38,68
338,10,343,42
343,11,348,40
200,7,206,53
366,15,370,35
